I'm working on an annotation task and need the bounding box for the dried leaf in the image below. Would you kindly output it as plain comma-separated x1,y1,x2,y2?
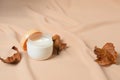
0,46,21,64
94,43,118,66
52,34,67,55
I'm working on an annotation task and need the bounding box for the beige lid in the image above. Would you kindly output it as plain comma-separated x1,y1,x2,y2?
20,29,42,51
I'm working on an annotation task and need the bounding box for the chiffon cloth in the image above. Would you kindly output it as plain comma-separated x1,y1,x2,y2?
0,0,120,80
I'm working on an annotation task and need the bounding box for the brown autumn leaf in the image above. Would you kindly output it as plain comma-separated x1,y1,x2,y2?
0,46,21,64
94,43,118,66
52,34,67,55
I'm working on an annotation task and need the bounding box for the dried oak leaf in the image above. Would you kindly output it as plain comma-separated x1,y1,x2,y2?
0,46,21,64
52,34,67,55
94,43,118,66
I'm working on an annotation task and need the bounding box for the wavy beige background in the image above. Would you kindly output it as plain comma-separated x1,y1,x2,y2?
0,0,120,80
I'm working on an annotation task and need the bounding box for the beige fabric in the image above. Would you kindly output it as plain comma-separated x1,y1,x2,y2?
0,0,120,80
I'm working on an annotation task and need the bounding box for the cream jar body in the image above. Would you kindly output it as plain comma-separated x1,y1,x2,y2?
27,34,53,60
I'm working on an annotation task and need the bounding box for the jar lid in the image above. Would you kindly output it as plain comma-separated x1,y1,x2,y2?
20,29,42,51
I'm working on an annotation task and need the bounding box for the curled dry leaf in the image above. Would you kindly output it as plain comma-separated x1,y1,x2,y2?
0,46,21,64
94,43,118,66
52,34,67,55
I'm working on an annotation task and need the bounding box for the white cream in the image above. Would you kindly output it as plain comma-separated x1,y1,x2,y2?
27,34,53,60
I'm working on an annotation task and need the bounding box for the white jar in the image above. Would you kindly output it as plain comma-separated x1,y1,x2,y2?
27,34,53,60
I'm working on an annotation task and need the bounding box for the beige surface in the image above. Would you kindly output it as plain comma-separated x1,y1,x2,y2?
0,0,120,80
